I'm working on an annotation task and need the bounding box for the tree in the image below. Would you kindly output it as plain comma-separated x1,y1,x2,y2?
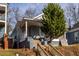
7,3,13,34
13,7,23,22
65,3,79,28
7,4,24,35
41,3,66,40
76,4,79,22
68,4,77,22
24,8,36,18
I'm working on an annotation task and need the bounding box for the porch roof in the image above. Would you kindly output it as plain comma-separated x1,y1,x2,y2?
18,19,42,28
26,20,42,27
68,27,79,32
23,13,43,27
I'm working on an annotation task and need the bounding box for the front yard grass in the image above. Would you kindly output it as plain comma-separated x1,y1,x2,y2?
0,44,79,56
55,44,79,56
0,49,16,56
0,49,36,56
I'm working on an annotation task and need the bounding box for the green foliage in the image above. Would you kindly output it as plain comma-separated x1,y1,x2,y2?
41,3,66,39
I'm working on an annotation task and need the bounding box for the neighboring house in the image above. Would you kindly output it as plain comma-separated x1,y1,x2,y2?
0,4,7,39
0,4,7,48
66,22,79,44
11,13,45,48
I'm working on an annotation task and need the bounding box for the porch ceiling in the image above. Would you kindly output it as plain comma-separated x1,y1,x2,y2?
17,20,42,30
27,20,42,27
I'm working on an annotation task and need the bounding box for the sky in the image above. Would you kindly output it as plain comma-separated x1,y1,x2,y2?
8,3,79,29
9,3,47,16
8,3,67,14
9,3,67,15
8,3,47,29
8,3,66,22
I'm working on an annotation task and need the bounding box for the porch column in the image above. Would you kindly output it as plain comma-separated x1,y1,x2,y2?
4,5,8,49
5,5,7,34
39,27,41,36
25,21,28,38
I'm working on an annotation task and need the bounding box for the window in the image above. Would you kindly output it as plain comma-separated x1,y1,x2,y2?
74,31,79,41
0,6,5,21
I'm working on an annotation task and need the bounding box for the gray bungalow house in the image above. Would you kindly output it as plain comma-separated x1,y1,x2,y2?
11,13,68,48
11,13,45,48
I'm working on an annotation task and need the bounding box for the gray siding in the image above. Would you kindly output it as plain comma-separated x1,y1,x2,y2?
28,26,44,37
66,31,79,44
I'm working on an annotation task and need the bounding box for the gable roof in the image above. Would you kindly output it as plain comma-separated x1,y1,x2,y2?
23,13,44,21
